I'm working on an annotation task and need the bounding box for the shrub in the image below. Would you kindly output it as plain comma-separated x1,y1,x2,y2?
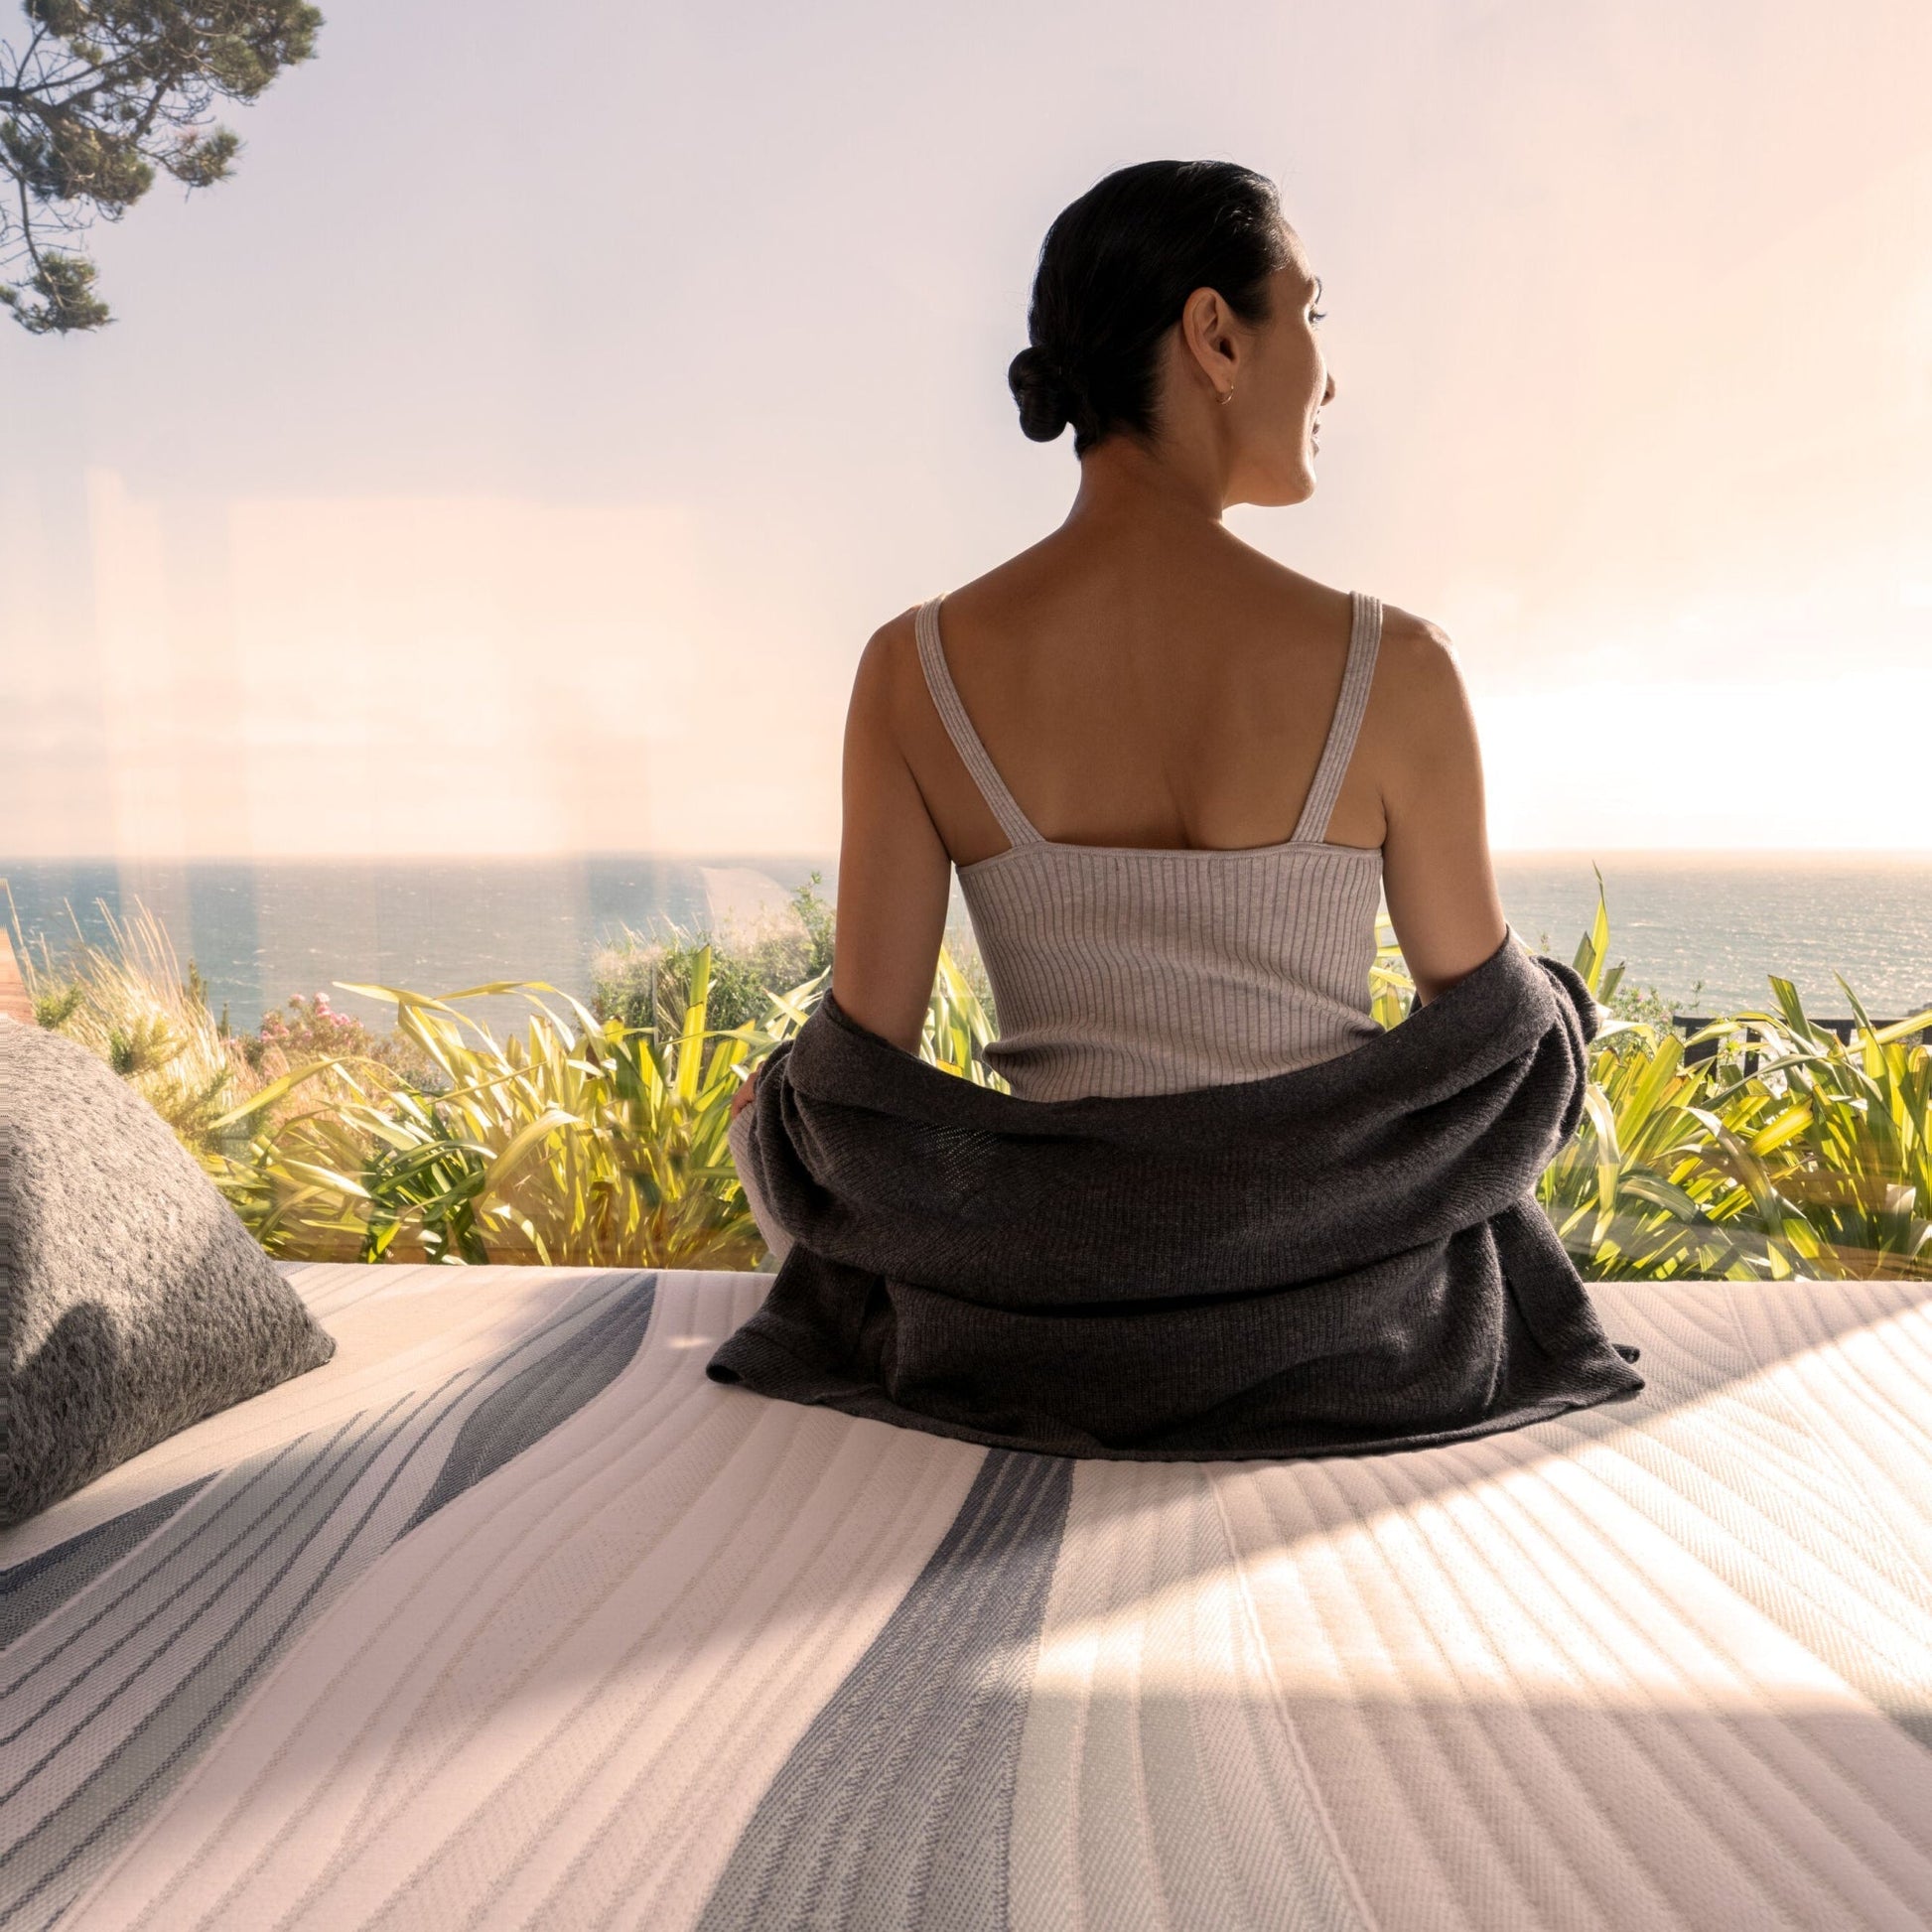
238,990,442,1088
591,872,840,1037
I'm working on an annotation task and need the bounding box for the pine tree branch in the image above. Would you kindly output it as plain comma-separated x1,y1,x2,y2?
1,0,322,334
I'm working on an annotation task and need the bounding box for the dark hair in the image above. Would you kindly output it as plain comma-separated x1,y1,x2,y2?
1008,159,1290,457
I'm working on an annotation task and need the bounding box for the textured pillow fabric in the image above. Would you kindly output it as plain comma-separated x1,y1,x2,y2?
0,1018,338,1528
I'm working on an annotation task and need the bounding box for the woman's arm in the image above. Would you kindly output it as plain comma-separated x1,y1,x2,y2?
732,613,956,1116
823,613,955,1054
1373,613,1510,1006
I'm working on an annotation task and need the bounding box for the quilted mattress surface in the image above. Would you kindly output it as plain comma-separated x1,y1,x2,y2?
2,1263,1930,1930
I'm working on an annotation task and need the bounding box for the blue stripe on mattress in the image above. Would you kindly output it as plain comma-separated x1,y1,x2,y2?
399,1274,661,1537
0,1478,214,1654
693,1447,1074,1931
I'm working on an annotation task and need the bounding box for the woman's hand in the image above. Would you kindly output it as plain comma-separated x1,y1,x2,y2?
729,1060,759,1122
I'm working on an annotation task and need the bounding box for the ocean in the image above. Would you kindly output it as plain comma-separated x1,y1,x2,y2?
5,852,1931,1037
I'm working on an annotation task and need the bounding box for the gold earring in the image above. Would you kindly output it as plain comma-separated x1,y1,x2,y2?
1220,387,1234,405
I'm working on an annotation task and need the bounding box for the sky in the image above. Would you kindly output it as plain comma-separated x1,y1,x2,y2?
3,0,1929,859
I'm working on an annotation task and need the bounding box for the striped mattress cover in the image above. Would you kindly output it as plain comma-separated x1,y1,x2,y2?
2,1263,1930,1931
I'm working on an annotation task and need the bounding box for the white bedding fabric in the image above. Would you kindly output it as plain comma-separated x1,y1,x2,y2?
2,1265,1929,1931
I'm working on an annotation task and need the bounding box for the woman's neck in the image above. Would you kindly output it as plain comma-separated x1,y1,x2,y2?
1062,433,1230,535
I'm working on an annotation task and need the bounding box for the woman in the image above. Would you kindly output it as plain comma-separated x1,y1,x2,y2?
729,157,1508,1268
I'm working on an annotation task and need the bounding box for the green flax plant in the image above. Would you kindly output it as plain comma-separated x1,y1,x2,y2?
1532,889,1931,1282
208,933,1009,1267
31,883,1931,1283
1370,915,1416,1031
1690,977,1932,1280
923,943,1007,1085
209,950,801,1266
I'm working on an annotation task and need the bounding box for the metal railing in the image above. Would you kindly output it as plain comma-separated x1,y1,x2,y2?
1670,1010,1931,1076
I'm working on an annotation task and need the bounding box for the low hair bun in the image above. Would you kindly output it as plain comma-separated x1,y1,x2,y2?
1007,345,1071,442
1010,159,1287,457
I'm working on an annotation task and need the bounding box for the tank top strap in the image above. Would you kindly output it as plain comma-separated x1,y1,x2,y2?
1290,590,1383,844
914,594,1044,850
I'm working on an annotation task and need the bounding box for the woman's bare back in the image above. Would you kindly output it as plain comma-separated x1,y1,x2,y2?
872,522,1507,1015
897,531,1390,868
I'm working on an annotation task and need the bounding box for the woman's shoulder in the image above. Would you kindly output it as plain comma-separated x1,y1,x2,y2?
1354,598,1484,807
1197,555,1463,690
846,602,928,741
845,550,1056,708
1367,599,1467,706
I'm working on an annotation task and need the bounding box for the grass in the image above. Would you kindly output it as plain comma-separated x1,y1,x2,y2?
12,898,255,1156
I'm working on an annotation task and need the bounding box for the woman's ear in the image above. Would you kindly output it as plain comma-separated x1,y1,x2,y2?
1178,284,1240,394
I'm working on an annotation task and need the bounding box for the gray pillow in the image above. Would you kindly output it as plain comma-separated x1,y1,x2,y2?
0,1018,338,1528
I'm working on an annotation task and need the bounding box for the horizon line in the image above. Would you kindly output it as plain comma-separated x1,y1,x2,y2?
7,847,1932,868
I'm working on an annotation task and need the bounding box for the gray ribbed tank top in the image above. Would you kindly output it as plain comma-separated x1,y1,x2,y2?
916,589,1386,1101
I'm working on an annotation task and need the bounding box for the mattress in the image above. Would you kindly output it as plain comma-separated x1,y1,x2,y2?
2,1263,1930,1931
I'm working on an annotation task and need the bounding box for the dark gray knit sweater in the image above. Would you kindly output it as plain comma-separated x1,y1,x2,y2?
706,933,1645,1460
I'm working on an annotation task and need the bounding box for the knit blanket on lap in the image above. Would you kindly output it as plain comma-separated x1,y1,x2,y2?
706,931,1645,1460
